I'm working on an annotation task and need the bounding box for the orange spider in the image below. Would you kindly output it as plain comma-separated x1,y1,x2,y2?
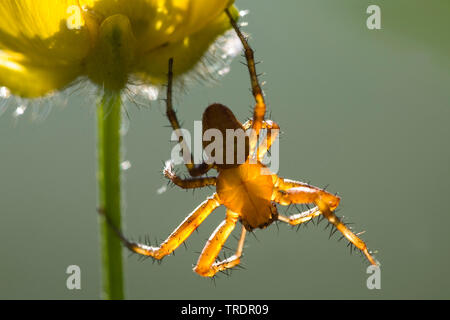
103,9,377,277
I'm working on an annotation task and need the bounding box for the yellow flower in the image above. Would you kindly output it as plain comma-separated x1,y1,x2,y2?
0,0,238,98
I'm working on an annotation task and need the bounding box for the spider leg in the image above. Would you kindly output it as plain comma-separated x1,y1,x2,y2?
273,177,317,191
243,120,280,161
277,206,322,226
272,178,377,265
163,160,216,189
194,211,246,277
226,9,266,155
165,58,212,177
100,194,221,260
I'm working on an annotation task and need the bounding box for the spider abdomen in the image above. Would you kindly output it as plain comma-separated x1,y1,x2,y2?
202,103,250,169
216,162,278,230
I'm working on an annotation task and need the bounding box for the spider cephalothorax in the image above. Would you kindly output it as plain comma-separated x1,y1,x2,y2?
102,9,378,277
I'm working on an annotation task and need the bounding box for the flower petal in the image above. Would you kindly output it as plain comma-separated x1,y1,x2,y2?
0,50,83,98
133,5,239,84
0,0,91,97
79,0,235,52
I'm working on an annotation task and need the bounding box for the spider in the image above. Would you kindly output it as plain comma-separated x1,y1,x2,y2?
102,9,378,277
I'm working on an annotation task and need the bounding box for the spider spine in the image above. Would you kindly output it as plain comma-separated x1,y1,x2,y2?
233,264,246,271
221,244,234,252
210,276,217,287
328,225,338,239
274,220,280,234
219,269,230,277
249,230,260,243
316,215,325,225
232,234,240,242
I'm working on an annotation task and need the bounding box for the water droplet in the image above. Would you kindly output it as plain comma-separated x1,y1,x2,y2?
13,104,27,118
156,185,167,195
218,66,230,76
0,86,11,98
239,9,250,17
121,160,132,171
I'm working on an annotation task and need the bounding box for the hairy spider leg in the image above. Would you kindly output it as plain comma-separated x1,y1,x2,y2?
225,9,266,157
165,58,212,177
272,178,377,265
163,160,217,189
242,119,280,161
274,177,334,223
101,194,221,260
194,211,247,277
277,206,323,226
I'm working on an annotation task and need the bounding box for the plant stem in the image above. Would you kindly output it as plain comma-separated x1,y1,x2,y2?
97,90,125,300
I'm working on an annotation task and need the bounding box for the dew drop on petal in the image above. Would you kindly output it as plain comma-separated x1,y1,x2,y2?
0,86,11,98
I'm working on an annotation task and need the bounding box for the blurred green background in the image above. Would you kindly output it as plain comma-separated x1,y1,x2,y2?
1,0,449,299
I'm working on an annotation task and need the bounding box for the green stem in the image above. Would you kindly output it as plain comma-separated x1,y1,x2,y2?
97,90,125,300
